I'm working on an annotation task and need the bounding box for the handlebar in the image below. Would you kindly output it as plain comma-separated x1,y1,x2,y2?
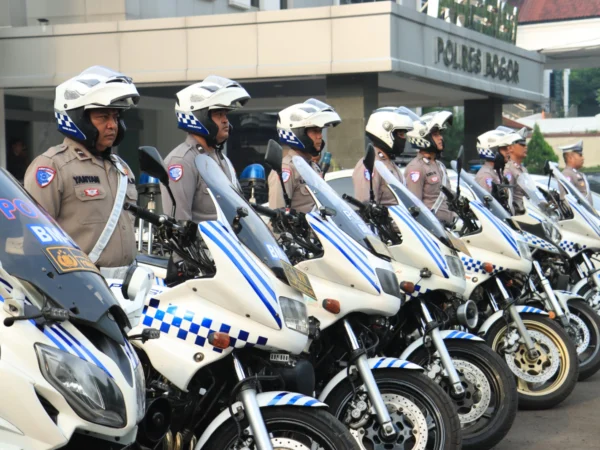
251,203,280,219
125,202,176,227
342,194,366,211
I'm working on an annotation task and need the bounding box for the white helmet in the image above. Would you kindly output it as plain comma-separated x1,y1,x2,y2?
54,66,139,150
175,75,250,147
365,106,414,157
407,110,453,152
277,99,341,156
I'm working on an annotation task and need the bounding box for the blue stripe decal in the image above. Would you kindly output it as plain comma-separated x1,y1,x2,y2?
305,399,318,406
374,357,385,369
401,361,409,368
311,221,381,292
43,329,69,353
207,222,277,300
311,215,374,274
49,326,88,361
528,212,544,223
389,206,449,278
387,359,397,368
268,392,288,406
288,394,304,405
56,324,113,378
471,202,520,255
200,223,282,329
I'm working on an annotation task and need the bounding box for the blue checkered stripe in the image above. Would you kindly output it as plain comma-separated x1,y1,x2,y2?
460,256,503,275
478,147,495,160
409,284,431,298
278,129,304,148
521,231,556,252
142,298,268,353
177,112,209,135
55,111,86,140
559,240,586,254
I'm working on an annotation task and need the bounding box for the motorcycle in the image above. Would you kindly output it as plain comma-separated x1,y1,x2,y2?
119,146,359,450
253,141,462,450
0,168,147,449
340,147,517,450
443,155,579,410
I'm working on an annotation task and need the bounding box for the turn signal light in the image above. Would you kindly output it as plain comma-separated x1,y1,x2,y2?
208,332,231,349
400,281,415,294
323,299,341,314
548,311,557,320
482,262,494,273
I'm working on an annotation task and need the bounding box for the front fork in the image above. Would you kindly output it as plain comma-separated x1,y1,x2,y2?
416,300,465,397
494,277,540,359
232,354,274,450
343,320,397,439
581,253,600,289
530,260,570,328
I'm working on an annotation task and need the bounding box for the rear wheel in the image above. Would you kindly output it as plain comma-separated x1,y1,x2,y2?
565,299,600,381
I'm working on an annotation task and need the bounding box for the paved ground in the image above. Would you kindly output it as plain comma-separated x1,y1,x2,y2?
493,372,600,449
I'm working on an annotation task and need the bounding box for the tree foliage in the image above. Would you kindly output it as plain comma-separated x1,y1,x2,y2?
524,123,558,174
569,68,600,117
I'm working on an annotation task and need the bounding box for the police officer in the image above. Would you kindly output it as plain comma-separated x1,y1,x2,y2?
24,66,139,271
474,127,520,192
404,111,457,226
352,107,413,205
560,140,593,204
161,76,250,222
268,99,341,213
504,128,529,213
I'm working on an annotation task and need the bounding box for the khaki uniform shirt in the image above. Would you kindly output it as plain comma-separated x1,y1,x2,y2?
562,166,593,204
405,155,456,226
352,150,404,206
24,137,138,268
161,135,238,223
504,160,527,213
475,164,500,193
268,149,319,214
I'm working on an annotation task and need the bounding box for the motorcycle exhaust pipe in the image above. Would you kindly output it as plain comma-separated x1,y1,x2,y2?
456,300,479,329
137,397,172,448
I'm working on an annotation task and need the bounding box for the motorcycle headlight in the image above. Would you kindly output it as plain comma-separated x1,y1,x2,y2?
35,343,126,428
279,297,309,335
541,220,562,245
445,255,465,278
517,240,532,260
134,362,146,424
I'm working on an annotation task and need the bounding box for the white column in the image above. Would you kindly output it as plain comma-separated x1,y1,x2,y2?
0,89,5,169
563,68,571,117
543,69,551,114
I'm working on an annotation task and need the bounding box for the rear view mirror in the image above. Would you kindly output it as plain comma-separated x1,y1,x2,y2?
364,144,376,177
265,139,283,174
139,146,169,186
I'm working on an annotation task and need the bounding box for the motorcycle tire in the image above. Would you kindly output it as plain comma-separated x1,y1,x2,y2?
410,340,517,450
485,313,579,410
325,369,462,450
203,406,359,450
566,299,600,381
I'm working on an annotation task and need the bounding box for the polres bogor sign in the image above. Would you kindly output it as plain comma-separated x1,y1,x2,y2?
435,37,519,83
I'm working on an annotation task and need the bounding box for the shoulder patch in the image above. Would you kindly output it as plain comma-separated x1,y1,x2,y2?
282,168,292,183
566,176,571,182
430,176,439,183
409,171,421,183
364,168,371,181
168,164,184,182
36,167,56,188
485,177,493,188
505,172,512,181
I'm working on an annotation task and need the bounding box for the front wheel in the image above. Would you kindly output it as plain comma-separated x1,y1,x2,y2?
325,369,462,450
565,299,600,381
410,340,517,450
485,313,579,410
204,406,359,450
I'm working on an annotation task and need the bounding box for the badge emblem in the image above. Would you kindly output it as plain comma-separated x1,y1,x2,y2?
409,171,420,183
84,188,100,197
506,172,512,181
36,167,56,188
282,168,291,183
486,178,493,188
168,164,184,182
566,176,571,182
364,168,371,181
430,176,439,183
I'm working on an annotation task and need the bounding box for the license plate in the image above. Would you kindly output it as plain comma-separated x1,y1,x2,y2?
446,231,471,257
270,353,290,363
365,235,392,258
280,260,317,301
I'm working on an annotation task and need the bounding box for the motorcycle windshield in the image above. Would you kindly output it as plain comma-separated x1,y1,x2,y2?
374,160,451,244
195,154,291,279
292,156,377,252
457,169,512,222
517,172,553,214
551,165,598,218
0,169,122,328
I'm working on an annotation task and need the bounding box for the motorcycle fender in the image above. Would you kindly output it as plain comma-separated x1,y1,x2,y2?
553,290,586,312
572,278,593,297
399,330,485,360
195,391,327,450
318,357,423,404
478,306,548,337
